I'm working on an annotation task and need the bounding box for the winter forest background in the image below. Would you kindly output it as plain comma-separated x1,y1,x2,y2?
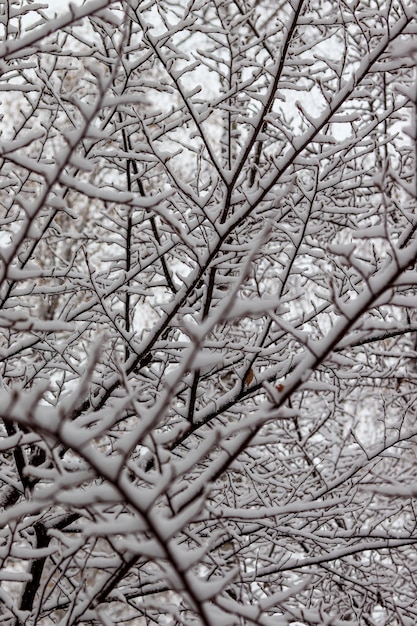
1,0,417,624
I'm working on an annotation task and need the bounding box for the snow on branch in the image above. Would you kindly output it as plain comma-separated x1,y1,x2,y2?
1,1,417,625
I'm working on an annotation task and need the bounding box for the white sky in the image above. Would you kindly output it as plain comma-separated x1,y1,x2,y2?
45,0,75,16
